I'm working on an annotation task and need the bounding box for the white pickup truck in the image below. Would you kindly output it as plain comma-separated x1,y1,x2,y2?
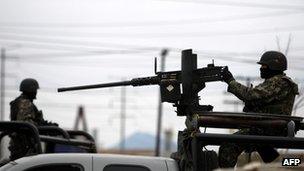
0,153,179,171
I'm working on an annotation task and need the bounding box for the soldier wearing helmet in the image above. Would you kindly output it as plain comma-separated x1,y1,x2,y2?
9,78,58,161
218,51,299,168
10,78,42,123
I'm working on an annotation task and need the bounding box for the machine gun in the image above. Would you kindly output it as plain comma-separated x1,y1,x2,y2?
58,49,304,171
58,49,226,117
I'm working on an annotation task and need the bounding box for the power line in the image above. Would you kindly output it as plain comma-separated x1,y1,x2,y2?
1,32,304,59
5,53,304,72
12,59,157,69
4,92,161,110
7,50,154,59
1,25,304,39
0,34,303,61
292,47,304,51
2,44,303,63
1,40,303,63
1,36,303,69
0,41,154,54
0,10,301,28
5,86,160,97
4,50,304,71
196,52,304,70
0,34,178,51
159,0,304,11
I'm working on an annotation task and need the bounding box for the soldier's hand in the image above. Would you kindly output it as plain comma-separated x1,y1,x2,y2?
222,67,235,84
40,120,59,127
38,110,43,117
47,121,59,127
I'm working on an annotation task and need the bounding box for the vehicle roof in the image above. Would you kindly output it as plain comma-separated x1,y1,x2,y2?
14,153,175,163
0,153,177,171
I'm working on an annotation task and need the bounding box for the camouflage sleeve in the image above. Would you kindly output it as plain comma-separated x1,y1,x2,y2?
16,99,37,125
227,78,289,104
35,110,48,126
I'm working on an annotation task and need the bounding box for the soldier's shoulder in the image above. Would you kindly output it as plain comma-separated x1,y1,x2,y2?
266,74,295,85
281,75,299,94
16,97,33,108
266,74,298,93
281,75,297,84
10,95,24,105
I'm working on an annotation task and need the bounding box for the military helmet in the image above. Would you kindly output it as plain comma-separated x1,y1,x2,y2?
257,51,287,71
19,78,39,92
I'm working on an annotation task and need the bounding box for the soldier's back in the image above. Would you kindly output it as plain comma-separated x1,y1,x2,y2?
9,95,37,160
10,94,39,122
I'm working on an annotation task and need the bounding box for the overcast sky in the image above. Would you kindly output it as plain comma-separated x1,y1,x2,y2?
0,0,304,149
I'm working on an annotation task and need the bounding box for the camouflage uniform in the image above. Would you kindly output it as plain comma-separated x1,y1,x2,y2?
219,74,299,168
9,94,45,160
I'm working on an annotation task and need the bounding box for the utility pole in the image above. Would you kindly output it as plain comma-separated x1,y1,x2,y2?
276,34,292,55
0,46,19,158
293,96,304,115
74,105,88,132
0,48,5,159
92,128,99,150
293,85,304,116
164,129,173,156
285,34,292,55
1,48,5,121
120,86,126,152
155,49,168,156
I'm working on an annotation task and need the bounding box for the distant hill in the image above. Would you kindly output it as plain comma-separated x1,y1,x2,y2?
111,132,177,151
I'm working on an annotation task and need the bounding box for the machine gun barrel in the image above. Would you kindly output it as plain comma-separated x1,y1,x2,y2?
58,81,131,92
58,76,159,92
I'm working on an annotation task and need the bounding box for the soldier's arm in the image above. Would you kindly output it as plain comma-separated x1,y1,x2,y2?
16,99,37,125
227,79,289,103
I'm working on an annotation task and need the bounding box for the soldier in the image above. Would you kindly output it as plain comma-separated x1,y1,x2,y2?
219,51,299,168
9,78,58,160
